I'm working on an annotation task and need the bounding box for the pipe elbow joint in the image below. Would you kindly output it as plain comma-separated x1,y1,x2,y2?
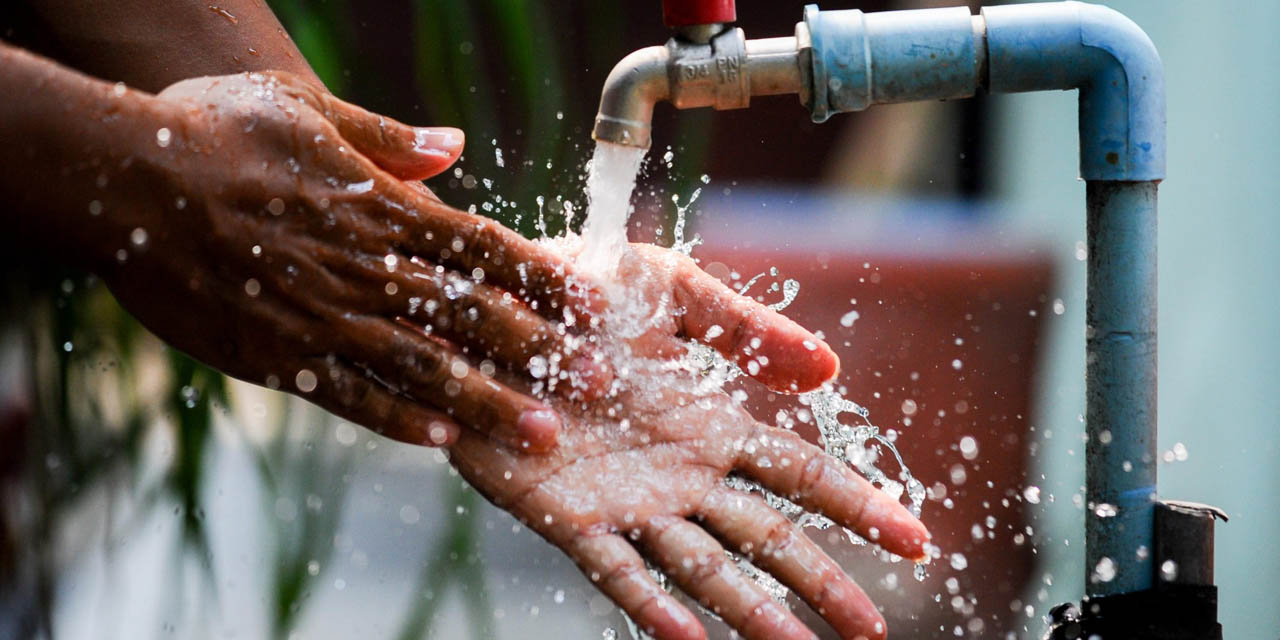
983,1,1165,181
592,46,671,149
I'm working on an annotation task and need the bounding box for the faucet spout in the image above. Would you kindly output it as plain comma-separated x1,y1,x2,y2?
593,46,672,149
593,27,810,149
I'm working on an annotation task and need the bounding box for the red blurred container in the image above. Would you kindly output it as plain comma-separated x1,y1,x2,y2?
688,195,1054,637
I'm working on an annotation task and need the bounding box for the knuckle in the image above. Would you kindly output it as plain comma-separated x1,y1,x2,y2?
341,371,377,410
760,518,797,559
796,455,828,500
738,597,784,635
418,350,453,386
600,555,647,591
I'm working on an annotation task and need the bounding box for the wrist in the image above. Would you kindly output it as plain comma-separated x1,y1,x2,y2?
0,45,183,274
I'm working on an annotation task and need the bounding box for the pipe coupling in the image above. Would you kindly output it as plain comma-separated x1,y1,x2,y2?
668,27,750,111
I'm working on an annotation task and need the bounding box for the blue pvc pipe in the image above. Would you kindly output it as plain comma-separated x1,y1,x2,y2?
804,5,980,121
1085,181,1158,596
805,1,1165,597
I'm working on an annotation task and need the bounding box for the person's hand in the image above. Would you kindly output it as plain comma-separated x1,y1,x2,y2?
447,246,929,640
106,70,610,451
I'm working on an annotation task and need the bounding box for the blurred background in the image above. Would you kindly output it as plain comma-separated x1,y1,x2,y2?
2,0,1277,638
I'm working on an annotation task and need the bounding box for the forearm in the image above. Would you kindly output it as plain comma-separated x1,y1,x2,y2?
0,42,172,273
15,0,319,93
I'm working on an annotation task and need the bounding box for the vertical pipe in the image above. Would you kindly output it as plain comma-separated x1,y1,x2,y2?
1085,180,1158,596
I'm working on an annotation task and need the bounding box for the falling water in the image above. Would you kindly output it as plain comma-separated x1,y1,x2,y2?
577,142,647,276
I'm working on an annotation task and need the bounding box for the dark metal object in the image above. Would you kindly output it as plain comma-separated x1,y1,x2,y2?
1047,500,1226,639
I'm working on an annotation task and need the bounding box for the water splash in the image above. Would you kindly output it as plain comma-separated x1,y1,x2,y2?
572,141,927,639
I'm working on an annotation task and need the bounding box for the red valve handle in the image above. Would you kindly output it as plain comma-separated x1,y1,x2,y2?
662,0,736,27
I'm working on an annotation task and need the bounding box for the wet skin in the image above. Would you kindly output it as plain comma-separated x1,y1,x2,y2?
449,247,931,640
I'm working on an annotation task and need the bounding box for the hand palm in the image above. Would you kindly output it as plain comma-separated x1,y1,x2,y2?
449,247,929,640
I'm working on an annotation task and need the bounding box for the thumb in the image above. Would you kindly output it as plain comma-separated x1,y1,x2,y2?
316,94,465,180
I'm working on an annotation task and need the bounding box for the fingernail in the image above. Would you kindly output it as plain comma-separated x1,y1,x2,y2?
413,127,465,157
516,408,560,451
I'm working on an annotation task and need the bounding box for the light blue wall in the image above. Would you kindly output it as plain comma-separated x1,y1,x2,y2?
990,1,1280,636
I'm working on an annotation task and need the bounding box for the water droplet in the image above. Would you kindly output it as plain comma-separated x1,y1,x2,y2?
913,563,928,581
400,504,421,524
335,423,358,446
88,200,103,216
1160,559,1178,581
295,369,317,393
528,355,548,379
156,127,171,147
267,197,285,215
1093,557,1117,583
959,436,979,460
840,310,860,327
244,278,261,297
130,227,148,247
1023,486,1041,504
949,553,968,571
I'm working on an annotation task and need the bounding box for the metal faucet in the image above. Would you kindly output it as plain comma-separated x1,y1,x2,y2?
594,2,1225,638
592,10,808,149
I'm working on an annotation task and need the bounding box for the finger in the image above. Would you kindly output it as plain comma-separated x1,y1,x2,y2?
264,75,602,320
316,93,464,180
670,258,838,393
329,250,612,399
422,210,607,321
302,358,461,447
641,517,816,640
736,427,930,561
341,315,561,452
699,485,886,640
566,533,706,640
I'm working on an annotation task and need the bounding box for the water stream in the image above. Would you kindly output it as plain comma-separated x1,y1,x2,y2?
577,142,647,276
